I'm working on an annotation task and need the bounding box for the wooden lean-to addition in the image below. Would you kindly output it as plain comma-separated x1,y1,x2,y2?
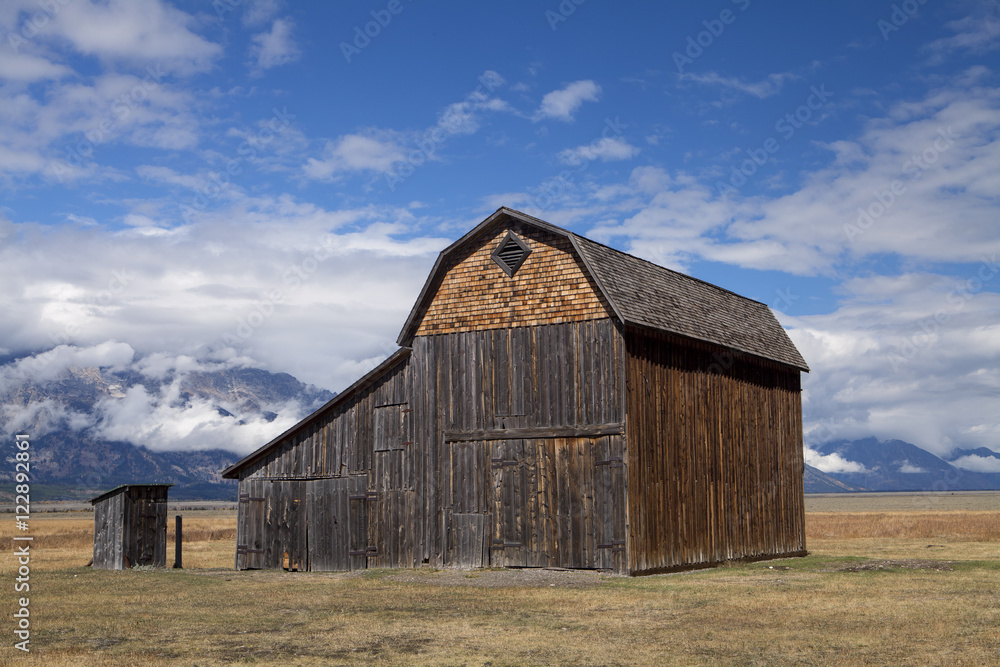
222,207,809,575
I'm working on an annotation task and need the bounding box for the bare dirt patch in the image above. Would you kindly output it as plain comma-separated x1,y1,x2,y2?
836,559,955,572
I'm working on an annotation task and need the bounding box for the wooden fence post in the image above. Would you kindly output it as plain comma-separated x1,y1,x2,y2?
173,515,182,569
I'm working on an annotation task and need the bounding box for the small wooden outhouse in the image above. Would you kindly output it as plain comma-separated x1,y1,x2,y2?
90,484,172,570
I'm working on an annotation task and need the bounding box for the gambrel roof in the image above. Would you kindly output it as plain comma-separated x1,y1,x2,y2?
398,207,808,372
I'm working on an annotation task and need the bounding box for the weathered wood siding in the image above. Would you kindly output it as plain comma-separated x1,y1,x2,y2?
92,486,169,570
235,476,370,571
92,491,123,570
414,220,612,337
235,353,410,571
624,327,806,574
240,356,409,480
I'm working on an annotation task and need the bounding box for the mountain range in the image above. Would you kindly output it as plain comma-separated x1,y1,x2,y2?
805,438,1000,493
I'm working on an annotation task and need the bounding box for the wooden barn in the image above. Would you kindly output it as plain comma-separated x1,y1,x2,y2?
222,207,809,575
91,484,172,570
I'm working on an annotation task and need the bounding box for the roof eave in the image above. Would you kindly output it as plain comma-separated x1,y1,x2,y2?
566,234,626,325
89,483,174,505
622,319,810,372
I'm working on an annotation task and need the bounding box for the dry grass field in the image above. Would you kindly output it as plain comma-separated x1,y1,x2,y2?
1,494,998,666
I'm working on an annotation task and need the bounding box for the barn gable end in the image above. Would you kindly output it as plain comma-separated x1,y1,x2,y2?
408,217,613,339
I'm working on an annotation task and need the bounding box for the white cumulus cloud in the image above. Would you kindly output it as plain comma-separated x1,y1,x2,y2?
303,133,407,179
897,461,927,473
951,454,1000,473
47,0,221,74
559,137,639,165
537,80,601,121
804,448,867,473
249,18,301,74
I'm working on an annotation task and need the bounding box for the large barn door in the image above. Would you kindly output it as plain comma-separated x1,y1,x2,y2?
236,478,266,569
306,475,369,571
348,479,370,570
488,436,625,570
264,480,308,571
367,402,413,568
447,441,489,567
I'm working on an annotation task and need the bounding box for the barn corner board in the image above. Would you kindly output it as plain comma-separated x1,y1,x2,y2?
222,207,809,575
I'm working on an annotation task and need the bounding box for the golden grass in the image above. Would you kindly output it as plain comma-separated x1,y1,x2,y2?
807,511,1000,541
0,503,996,665
0,512,237,570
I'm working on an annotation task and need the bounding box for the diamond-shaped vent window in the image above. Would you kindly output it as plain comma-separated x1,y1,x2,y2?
491,231,531,277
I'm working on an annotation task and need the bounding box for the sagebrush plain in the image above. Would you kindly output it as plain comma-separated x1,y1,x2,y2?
1,493,998,666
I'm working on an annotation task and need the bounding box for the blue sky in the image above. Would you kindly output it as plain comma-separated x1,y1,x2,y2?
1,0,998,468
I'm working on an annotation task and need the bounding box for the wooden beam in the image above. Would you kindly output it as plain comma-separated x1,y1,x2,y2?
443,423,624,442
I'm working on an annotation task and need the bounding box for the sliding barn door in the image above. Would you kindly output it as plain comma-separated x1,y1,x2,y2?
445,435,626,571
263,480,308,571
306,476,368,571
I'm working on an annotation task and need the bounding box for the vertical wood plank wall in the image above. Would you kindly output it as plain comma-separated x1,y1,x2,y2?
92,492,123,570
414,319,626,572
624,327,806,574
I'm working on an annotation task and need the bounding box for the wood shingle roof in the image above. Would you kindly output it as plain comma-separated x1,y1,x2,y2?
573,235,809,371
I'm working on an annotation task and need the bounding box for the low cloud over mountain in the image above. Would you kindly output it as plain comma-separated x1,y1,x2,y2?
807,437,1000,491
0,342,334,498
